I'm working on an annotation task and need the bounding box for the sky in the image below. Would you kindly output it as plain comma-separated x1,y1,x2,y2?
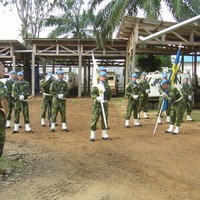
0,1,175,41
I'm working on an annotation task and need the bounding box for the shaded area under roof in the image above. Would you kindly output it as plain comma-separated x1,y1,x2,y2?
118,16,200,55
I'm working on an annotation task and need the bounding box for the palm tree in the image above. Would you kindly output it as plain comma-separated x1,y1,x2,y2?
45,0,95,38
89,0,200,46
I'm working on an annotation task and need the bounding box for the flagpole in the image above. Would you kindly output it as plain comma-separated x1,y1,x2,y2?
153,99,164,135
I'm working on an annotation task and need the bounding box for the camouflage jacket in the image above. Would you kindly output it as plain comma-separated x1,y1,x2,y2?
50,79,69,99
139,79,150,96
180,83,193,100
166,86,183,104
12,80,31,101
40,78,54,95
6,79,16,100
91,82,111,102
0,81,7,109
125,81,141,100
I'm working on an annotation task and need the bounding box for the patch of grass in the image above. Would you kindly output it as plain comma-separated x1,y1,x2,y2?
0,157,26,170
112,97,125,103
185,110,200,122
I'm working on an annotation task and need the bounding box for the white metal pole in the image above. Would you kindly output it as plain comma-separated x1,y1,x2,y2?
139,15,200,42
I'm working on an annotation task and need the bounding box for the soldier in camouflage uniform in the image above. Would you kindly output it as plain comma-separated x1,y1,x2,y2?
157,72,171,124
12,72,33,133
125,73,141,128
50,70,69,132
138,72,150,119
160,80,185,134
90,71,112,142
181,75,194,121
0,62,8,157
40,73,54,127
5,70,17,128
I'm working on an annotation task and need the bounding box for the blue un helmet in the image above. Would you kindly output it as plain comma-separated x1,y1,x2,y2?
17,71,24,76
99,66,106,72
161,72,167,79
141,72,147,76
160,79,168,86
56,70,64,74
132,73,138,78
183,74,189,79
99,71,107,77
47,72,53,77
9,70,17,75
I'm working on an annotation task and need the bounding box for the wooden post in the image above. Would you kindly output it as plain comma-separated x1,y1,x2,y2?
52,60,55,74
43,59,47,79
124,57,126,92
131,23,139,73
10,45,16,70
32,44,36,96
83,60,87,96
125,45,130,86
78,43,83,97
12,56,16,71
88,60,91,94
194,52,197,86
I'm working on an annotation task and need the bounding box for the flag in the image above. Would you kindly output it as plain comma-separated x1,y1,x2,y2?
168,47,181,85
92,53,99,88
161,98,169,112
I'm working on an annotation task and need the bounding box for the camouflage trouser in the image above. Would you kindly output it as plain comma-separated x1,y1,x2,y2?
138,94,148,112
90,101,108,131
157,97,171,116
51,99,66,123
170,100,185,126
6,100,15,120
125,99,139,119
183,99,192,115
14,101,30,124
40,96,52,120
0,110,6,157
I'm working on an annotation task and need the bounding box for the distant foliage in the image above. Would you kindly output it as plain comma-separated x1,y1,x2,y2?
136,55,172,72
89,0,200,46
45,0,95,38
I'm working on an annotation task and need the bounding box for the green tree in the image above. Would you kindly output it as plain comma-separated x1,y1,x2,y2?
45,0,95,38
89,0,200,46
0,0,54,41
136,55,172,72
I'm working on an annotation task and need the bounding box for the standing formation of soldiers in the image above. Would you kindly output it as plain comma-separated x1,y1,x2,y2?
0,60,196,157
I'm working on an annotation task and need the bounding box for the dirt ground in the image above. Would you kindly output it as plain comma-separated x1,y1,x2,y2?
0,97,200,200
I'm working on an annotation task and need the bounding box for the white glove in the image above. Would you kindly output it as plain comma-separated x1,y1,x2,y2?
19,95,24,101
58,94,64,99
45,75,51,81
96,96,102,102
132,95,138,100
161,93,167,97
146,89,150,93
188,95,192,101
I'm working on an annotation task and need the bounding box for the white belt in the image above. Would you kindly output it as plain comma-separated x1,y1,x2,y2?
174,96,183,103
43,92,51,96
